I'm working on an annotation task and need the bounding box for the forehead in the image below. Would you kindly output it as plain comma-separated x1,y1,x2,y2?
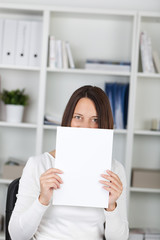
74,97,97,115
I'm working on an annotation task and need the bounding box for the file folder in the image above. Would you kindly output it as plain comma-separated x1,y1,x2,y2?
28,21,42,67
2,19,18,65
15,20,31,66
0,19,4,64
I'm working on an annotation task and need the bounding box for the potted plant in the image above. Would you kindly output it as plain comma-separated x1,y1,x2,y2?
0,89,29,123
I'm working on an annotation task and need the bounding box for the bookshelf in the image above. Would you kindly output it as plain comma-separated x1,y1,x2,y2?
127,11,160,230
0,3,159,238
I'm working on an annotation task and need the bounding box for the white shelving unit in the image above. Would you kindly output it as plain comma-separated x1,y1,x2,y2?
0,3,159,238
127,11,160,229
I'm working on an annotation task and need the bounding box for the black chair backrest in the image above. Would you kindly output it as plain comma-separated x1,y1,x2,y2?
5,178,20,240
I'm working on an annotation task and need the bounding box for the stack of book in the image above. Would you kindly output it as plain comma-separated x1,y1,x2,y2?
129,228,160,240
49,36,75,69
140,31,155,73
105,82,129,129
140,31,160,73
85,59,131,72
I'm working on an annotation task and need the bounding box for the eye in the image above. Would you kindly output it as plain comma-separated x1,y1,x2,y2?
73,115,82,120
91,117,98,123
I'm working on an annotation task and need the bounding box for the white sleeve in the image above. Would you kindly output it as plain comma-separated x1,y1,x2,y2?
104,161,129,240
8,156,49,240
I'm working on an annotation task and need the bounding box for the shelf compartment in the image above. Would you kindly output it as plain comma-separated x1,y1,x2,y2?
132,136,160,169
0,69,40,124
0,127,36,163
129,191,160,229
134,77,160,130
49,11,134,69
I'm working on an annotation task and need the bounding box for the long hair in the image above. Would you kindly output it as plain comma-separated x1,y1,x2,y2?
61,85,113,129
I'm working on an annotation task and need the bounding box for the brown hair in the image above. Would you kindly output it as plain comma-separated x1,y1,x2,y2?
61,85,113,129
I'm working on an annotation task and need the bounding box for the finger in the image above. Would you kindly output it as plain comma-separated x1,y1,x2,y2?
42,168,63,176
99,180,122,192
45,178,63,185
40,178,61,188
103,185,117,194
41,173,63,183
42,180,61,189
101,174,122,189
106,170,121,182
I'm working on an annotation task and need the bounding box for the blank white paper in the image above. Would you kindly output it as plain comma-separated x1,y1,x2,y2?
53,126,113,208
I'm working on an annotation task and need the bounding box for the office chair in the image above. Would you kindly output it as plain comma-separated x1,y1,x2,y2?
5,178,20,240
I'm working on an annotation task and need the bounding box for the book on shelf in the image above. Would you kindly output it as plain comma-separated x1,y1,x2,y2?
85,59,131,72
44,113,61,126
49,36,74,69
140,31,155,73
62,41,68,69
153,51,160,74
49,36,56,68
56,40,63,69
65,41,75,69
105,82,129,129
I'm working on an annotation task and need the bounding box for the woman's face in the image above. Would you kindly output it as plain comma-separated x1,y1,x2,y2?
71,97,98,128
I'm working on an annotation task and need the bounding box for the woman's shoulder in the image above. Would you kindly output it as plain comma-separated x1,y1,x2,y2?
24,152,55,175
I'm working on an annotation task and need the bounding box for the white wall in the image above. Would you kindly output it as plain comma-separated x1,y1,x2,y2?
0,0,160,12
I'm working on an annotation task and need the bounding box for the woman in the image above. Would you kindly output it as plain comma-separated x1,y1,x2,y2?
9,85,129,240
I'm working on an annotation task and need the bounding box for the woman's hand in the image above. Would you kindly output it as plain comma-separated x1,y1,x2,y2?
99,170,123,211
39,168,63,206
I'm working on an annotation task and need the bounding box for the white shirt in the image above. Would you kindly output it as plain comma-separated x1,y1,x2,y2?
9,152,129,240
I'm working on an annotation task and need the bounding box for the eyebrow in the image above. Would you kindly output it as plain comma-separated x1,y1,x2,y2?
73,113,83,116
73,113,98,117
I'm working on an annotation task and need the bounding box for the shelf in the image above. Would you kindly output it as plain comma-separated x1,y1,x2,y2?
47,68,131,77
134,130,160,136
0,64,40,71
137,73,160,79
0,121,37,129
0,178,12,184
130,187,160,194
